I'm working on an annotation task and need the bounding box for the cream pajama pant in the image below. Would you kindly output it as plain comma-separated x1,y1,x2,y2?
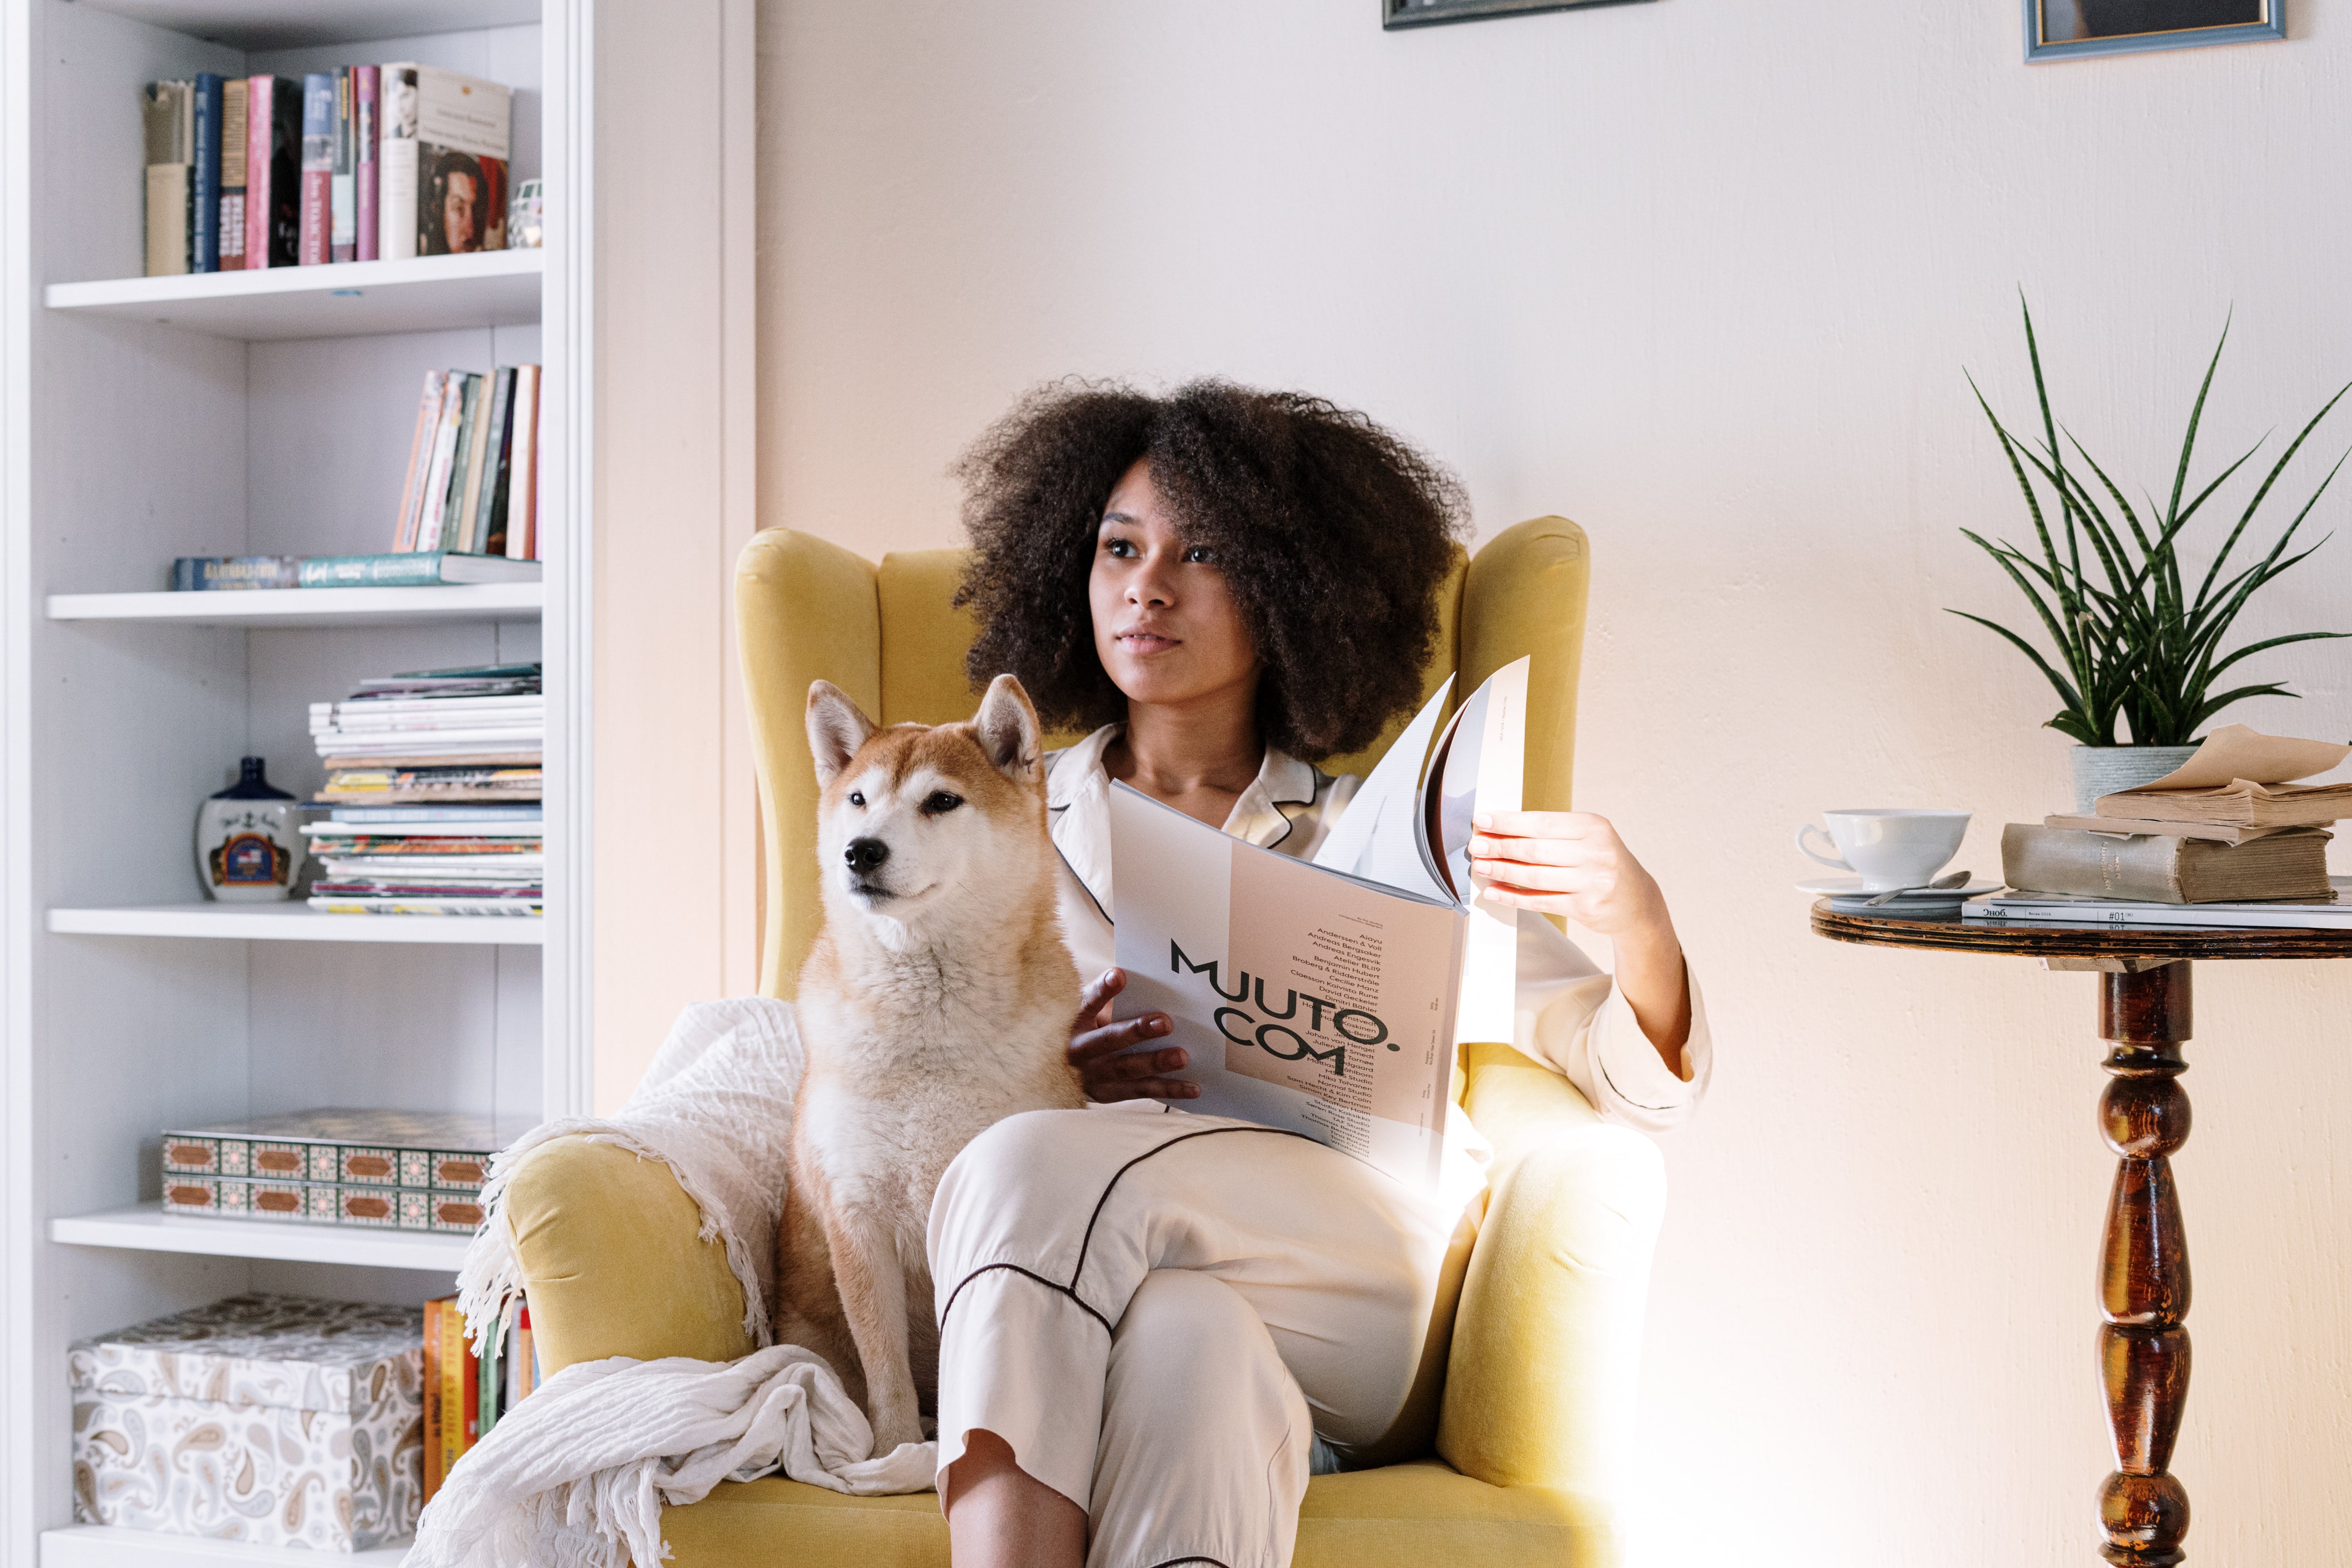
929,1099,1470,1568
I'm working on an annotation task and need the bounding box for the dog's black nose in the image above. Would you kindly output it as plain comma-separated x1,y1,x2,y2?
845,837,890,873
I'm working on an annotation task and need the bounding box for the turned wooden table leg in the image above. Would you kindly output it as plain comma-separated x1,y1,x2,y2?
2096,962,2193,1566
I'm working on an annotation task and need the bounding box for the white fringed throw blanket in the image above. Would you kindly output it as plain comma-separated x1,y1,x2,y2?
411,999,938,1568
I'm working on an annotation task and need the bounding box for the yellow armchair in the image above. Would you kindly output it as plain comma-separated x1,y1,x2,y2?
503,518,1666,1566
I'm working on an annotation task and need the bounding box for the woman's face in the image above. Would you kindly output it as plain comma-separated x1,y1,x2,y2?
1089,459,1261,714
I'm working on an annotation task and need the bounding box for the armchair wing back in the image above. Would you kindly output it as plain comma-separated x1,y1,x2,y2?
734,515,1592,998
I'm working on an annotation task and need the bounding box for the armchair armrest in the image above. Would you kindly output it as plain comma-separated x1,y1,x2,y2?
1438,1043,1667,1509
503,1136,758,1376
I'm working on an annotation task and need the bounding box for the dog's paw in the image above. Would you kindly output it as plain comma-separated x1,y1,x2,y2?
869,1404,926,1455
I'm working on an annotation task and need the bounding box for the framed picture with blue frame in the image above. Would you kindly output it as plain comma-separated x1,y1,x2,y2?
2025,0,2283,62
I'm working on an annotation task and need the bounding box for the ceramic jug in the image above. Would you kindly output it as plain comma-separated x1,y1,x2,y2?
195,757,306,902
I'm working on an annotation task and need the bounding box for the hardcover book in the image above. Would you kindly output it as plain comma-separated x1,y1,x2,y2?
298,551,543,588
171,555,301,591
1107,659,1528,1191
141,80,194,277
2001,822,2333,904
331,67,358,261
355,65,380,260
192,74,222,271
244,74,303,269
298,72,334,265
379,64,511,259
218,77,247,270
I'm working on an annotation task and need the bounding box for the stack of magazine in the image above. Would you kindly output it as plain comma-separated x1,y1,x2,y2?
1970,726,2352,930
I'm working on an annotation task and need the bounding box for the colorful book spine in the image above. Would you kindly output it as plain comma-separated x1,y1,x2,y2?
246,76,301,269
506,364,541,560
191,74,221,272
354,66,379,261
299,553,460,588
298,73,334,265
330,67,357,262
422,1297,445,1501
171,555,301,591
434,373,482,550
141,81,193,278
416,372,470,552
377,65,420,262
468,367,515,555
218,78,247,270
437,1295,466,1486
451,370,499,553
393,370,447,551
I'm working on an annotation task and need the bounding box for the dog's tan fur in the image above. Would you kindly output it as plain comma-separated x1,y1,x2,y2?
775,674,1083,1451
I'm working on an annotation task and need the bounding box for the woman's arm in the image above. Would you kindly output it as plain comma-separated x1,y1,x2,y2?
1469,810,1692,1080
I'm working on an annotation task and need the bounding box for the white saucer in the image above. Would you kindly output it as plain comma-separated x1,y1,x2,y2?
1795,875,2000,898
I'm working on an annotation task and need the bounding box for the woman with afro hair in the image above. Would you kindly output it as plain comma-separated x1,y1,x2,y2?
923,379,1713,1568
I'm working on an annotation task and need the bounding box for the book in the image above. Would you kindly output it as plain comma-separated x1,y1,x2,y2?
438,1294,470,1485
450,369,501,552
416,371,472,551
464,368,515,554
509,1304,536,1407
392,370,448,550
2041,813,2288,847
354,67,379,261
310,895,543,916
299,552,543,588
505,364,541,560
217,78,247,270
2090,724,2352,829
422,1297,446,1501
191,75,222,271
1966,878,2352,930
141,81,194,277
171,555,301,591
245,75,303,269
319,764,542,803
327,803,543,824
298,73,334,265
476,1305,504,1440
1107,660,1528,1191
2000,823,2334,905
331,68,357,262
379,64,510,259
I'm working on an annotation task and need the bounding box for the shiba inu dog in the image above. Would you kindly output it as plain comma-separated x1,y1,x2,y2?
775,673,1084,1452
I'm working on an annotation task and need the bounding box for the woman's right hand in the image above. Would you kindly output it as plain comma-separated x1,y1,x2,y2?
1068,968,1199,1102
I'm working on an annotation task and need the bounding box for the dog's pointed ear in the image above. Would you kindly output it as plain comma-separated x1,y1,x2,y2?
806,681,877,788
972,674,1042,781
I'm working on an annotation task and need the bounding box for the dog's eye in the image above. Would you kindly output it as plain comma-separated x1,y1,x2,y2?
922,792,964,815
848,791,865,808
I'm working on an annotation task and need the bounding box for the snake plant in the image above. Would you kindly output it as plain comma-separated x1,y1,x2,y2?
1953,299,2350,747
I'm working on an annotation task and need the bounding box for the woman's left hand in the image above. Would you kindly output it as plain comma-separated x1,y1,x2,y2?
1468,810,1667,937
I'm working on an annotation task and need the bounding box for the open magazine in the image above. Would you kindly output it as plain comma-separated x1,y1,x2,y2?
1108,658,1529,1190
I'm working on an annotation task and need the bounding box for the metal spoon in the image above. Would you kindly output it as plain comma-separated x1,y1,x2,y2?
1863,870,1972,907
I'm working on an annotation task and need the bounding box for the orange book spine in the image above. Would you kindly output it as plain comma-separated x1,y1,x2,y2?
438,1295,465,1482
420,1298,445,1501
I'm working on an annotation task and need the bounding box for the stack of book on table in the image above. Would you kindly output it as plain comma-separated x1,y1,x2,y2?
1971,725,2352,929
307,662,543,916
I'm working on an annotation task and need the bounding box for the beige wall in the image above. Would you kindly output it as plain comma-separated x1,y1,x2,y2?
754,1,2352,1561
592,0,759,1112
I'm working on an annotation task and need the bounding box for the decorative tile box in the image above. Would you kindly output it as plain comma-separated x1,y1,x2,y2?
158,1108,530,1234
71,1293,425,1551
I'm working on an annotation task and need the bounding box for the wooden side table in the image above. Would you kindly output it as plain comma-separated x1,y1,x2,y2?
1810,903,2352,1567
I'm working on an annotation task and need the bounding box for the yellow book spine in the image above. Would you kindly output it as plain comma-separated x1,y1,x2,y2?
439,1294,465,1483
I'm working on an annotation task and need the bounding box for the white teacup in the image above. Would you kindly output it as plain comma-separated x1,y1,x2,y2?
1795,809,1970,893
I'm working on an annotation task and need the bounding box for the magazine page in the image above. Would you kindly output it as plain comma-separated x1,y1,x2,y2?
1311,674,1454,900
1110,782,1466,1190
1435,657,1528,1048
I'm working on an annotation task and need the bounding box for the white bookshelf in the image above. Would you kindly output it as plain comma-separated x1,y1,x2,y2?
50,1206,474,1270
49,582,543,626
45,249,543,340
1,1,593,1563
42,1526,412,1568
47,905,545,943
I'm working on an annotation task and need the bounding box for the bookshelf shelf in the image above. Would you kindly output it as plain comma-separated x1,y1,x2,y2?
44,1527,410,1568
49,1204,471,1272
44,250,543,342
74,0,539,50
48,583,543,628
47,905,546,945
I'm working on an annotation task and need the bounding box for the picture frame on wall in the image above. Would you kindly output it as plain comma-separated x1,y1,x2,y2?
1384,0,1652,30
2025,0,2283,62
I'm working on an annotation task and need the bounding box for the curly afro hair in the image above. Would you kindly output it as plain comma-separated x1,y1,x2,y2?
953,378,1468,762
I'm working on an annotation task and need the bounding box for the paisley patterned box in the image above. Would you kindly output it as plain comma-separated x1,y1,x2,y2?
70,1293,424,1550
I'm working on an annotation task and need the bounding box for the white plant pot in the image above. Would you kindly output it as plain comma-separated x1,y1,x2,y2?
2069,744,2201,816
